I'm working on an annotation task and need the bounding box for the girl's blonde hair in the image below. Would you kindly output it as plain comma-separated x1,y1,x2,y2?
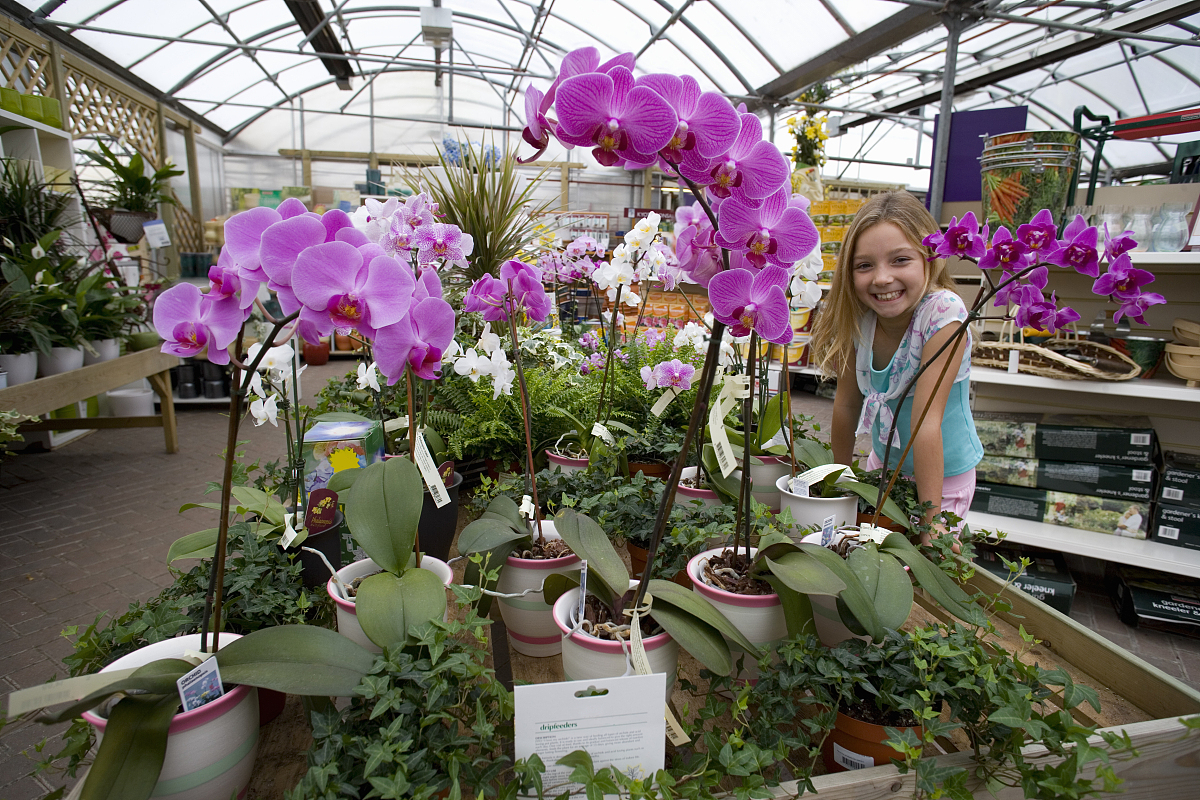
809,191,956,376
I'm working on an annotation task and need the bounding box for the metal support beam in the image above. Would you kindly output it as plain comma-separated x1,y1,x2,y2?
184,122,203,222
297,0,352,51
637,0,696,58
929,13,966,224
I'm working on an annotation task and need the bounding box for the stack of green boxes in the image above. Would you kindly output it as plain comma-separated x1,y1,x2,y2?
0,88,63,128
971,412,1156,538
1151,452,1200,550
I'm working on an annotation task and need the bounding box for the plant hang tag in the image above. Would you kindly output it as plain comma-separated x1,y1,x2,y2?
590,422,615,445
280,511,302,549
1007,348,1020,374
650,388,678,417
821,514,837,546
142,219,171,249
576,560,588,623
176,657,224,713
796,463,853,485
415,429,451,508
858,524,888,545
709,379,738,478
789,477,810,498
304,488,339,535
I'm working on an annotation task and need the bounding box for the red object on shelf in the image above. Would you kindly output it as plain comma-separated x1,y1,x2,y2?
1113,108,1200,140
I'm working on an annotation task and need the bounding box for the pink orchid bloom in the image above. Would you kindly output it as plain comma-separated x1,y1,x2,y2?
1093,253,1156,300
1104,223,1138,263
1046,215,1100,278
554,65,678,167
653,359,695,391
153,282,244,365
277,197,308,219
677,112,790,207
259,214,328,316
1114,291,1166,326
978,226,1030,271
934,213,988,260
640,364,656,390
714,189,820,269
412,222,473,266
520,83,553,162
1016,209,1061,259
374,296,457,383
632,73,740,167
500,259,552,322
291,241,415,338
709,264,793,344
463,274,507,322
224,206,282,284
675,223,722,288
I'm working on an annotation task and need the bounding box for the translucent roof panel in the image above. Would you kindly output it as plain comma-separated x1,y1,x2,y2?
10,0,1200,183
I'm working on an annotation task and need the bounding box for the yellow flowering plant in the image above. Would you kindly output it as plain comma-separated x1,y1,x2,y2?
787,111,830,169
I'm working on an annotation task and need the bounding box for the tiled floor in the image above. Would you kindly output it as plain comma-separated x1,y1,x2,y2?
2,364,1198,798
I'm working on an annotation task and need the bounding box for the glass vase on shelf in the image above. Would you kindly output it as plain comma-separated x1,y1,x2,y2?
1126,207,1154,252
1097,206,1127,254
1151,202,1190,252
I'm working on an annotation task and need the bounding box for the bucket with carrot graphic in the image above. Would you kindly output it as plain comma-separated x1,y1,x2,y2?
980,131,1080,230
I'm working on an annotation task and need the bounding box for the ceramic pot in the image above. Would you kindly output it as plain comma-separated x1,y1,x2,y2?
552,582,680,701
80,633,259,800
546,451,589,475
730,455,790,512
776,474,859,539
84,338,121,365
419,471,463,562
823,710,922,773
328,556,453,653
687,547,785,682
38,345,84,377
630,461,671,480
674,466,722,510
0,352,37,385
496,520,582,657
302,340,330,366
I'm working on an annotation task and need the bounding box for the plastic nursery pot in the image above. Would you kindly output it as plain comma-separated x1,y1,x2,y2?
84,338,121,365
800,532,871,647
419,471,463,562
328,555,454,653
674,466,722,510
496,520,582,657
776,474,859,540
0,352,38,386
687,547,785,683
283,510,345,588
552,581,680,701
626,542,691,588
38,345,84,377
80,633,259,800
301,340,330,366
823,710,923,773
546,450,589,475
730,455,790,512
630,461,672,480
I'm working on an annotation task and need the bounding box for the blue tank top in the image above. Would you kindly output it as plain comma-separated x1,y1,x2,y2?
868,350,982,478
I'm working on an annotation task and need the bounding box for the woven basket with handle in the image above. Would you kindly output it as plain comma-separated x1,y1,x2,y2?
971,322,1141,381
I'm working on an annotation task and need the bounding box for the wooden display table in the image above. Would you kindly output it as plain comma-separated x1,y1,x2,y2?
0,348,179,453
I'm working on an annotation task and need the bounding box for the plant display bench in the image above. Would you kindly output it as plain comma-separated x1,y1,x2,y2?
0,347,179,453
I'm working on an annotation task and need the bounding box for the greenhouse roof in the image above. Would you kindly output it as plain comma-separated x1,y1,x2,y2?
7,0,1200,185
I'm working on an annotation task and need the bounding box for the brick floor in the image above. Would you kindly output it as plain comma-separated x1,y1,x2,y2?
3,364,1200,797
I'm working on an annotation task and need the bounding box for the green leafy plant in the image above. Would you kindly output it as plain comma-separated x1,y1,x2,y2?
0,157,77,250
79,140,183,213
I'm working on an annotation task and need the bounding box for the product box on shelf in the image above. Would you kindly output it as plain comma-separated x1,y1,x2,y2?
971,482,1150,538
974,545,1076,614
302,420,385,493
976,454,1157,502
1160,451,1200,510
1151,503,1200,550
1109,565,1200,637
973,412,1157,465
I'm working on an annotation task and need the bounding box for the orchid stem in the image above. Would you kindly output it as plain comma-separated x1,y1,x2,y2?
505,293,544,543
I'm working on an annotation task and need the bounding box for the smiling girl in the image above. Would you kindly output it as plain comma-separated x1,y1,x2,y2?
810,192,982,534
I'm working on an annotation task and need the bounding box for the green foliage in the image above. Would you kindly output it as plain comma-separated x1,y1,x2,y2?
0,409,34,460
0,157,77,250
79,140,184,213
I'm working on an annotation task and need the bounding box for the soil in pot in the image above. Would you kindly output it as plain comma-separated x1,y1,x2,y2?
695,548,774,596
577,593,662,641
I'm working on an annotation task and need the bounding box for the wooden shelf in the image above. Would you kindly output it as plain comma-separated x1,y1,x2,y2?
966,511,1200,579
0,106,71,139
1129,251,1200,266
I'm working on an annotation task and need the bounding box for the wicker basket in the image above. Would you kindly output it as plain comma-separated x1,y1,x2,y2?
972,325,1141,381
92,208,158,244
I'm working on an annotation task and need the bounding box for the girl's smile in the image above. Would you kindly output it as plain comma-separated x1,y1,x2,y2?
851,221,927,325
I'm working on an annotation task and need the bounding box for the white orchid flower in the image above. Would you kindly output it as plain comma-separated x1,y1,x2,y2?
356,361,381,392
2,237,13,249
453,348,492,382
442,339,462,364
794,249,823,282
790,277,822,309
489,349,515,399
248,343,294,373
33,270,45,285
281,364,306,398
717,341,737,367
31,244,45,260
673,322,706,350
478,323,501,355
248,371,266,399
250,394,279,427
349,204,373,233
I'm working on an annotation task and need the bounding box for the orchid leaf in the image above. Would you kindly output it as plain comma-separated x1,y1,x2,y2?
458,517,528,555
797,543,884,641
649,579,760,657
880,533,984,625
216,625,374,696
165,528,219,564
647,597,731,676
764,552,846,597
756,391,789,448
38,660,192,725
792,439,834,469
762,574,817,638
81,693,178,800
344,457,423,574
326,467,362,494
485,494,526,531
842,480,911,530
177,501,224,513
542,572,580,607
554,509,626,598
479,511,526,534
875,552,914,631
355,569,447,649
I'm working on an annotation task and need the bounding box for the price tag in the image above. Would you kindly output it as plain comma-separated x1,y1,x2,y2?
415,428,451,508
709,400,737,478
7,668,139,717
650,388,678,417
591,422,616,445
1007,349,1020,374
821,514,836,545
280,511,301,549
577,560,588,623
858,524,888,545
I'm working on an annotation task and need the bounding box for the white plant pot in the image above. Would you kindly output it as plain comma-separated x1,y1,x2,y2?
552,581,680,701
730,455,790,512
84,338,120,365
687,547,786,682
328,556,454,653
546,451,589,475
800,532,871,646
80,633,258,800
38,345,84,377
496,520,582,657
108,387,156,417
674,466,723,510
0,351,37,385
776,475,860,539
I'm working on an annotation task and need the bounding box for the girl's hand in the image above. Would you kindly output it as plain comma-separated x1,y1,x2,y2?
922,519,961,555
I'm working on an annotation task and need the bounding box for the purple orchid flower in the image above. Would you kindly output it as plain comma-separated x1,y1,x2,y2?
1093,253,1156,300
978,226,1030,271
714,189,820,269
1016,209,1061,260
708,264,793,344
463,274,507,322
640,364,656,390
1046,215,1100,278
632,73,740,167
153,283,244,365
320,208,355,243
412,222,473,266
291,242,414,337
934,213,988,260
554,66,677,167
500,259,552,322
675,223,722,288
1104,223,1138,263
259,214,328,316
224,206,281,284
1114,291,1167,326
542,48,635,113
677,112,790,207
993,265,1047,309
674,201,708,231
520,84,553,162
277,197,308,219
373,296,456,383
653,359,695,391
206,248,255,313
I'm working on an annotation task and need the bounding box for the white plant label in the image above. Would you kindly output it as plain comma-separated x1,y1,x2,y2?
142,219,171,248
650,388,678,417
1007,349,1020,374
833,742,873,770
177,657,224,712
795,463,852,486
576,560,588,623
280,511,301,549
7,668,139,717
514,675,666,794
415,429,450,508
858,524,888,545
383,416,409,433
789,477,810,498
591,422,616,445
709,378,743,478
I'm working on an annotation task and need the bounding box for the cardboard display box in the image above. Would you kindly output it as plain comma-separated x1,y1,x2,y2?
971,482,1150,538
1161,451,1200,510
1151,502,1200,550
976,454,1157,502
1109,565,1200,638
303,420,386,564
973,412,1157,465
974,545,1076,615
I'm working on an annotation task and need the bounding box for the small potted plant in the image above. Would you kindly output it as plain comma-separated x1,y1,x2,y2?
80,140,184,243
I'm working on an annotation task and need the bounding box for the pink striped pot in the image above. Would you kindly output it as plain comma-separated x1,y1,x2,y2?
687,547,786,682
546,451,589,475
674,466,722,510
731,455,790,512
497,520,582,657
81,633,258,800
552,581,679,701
328,556,454,653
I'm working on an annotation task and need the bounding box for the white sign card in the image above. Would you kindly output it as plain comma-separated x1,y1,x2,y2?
142,219,171,249
176,657,224,712
514,674,666,794
415,428,450,508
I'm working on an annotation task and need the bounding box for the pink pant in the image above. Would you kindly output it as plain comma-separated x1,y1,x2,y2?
864,451,976,520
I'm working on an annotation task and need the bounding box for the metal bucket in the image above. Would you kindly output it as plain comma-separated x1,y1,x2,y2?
980,131,1081,229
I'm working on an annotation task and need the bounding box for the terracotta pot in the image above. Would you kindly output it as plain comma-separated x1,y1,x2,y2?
626,542,690,587
822,710,922,773
334,333,362,352
302,341,330,366
496,520,582,657
630,461,671,479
